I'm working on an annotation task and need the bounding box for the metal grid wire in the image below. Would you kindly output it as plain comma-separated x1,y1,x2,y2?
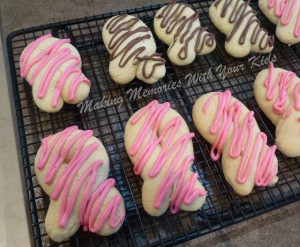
6,0,300,246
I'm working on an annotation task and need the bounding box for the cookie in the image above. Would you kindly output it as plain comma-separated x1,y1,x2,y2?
254,62,300,157
209,0,274,58
192,90,278,196
154,3,216,65
258,0,300,45
124,100,206,216
35,126,125,242
20,34,91,112
102,15,166,84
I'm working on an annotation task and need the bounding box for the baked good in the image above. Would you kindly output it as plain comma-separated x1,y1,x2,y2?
258,0,300,45
154,3,216,65
20,34,91,112
192,90,278,196
124,100,207,216
254,62,300,157
35,126,125,242
102,15,166,84
209,0,274,58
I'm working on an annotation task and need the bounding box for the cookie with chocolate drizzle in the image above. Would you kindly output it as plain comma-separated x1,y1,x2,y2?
102,15,166,84
209,0,274,58
154,3,216,66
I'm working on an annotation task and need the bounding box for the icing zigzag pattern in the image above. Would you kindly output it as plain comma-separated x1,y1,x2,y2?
102,15,166,84
125,100,206,216
210,0,274,57
254,63,300,157
192,90,278,195
154,3,216,65
35,126,125,242
20,34,91,112
259,0,300,45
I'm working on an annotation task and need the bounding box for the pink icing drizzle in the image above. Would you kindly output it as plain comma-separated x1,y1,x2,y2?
203,90,277,186
284,108,293,119
296,9,300,36
37,126,125,231
264,62,296,114
129,100,206,214
265,62,300,115
20,34,91,108
293,82,300,110
267,0,300,37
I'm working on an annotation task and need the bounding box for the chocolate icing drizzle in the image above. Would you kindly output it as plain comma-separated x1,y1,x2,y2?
106,15,165,78
214,0,274,49
156,3,215,60
134,53,165,79
157,3,188,34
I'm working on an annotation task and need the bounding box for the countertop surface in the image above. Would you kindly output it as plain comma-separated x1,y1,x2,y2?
0,0,299,247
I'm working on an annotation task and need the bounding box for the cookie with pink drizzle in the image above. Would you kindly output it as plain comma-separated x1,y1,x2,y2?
192,90,278,196
20,34,91,112
254,63,300,157
124,100,206,216
259,0,300,45
35,126,125,242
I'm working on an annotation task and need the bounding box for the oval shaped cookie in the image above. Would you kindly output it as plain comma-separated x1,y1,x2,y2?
35,126,125,242
154,3,216,65
125,100,206,216
192,90,278,196
20,34,91,112
102,15,166,84
209,0,274,58
258,0,300,45
254,62,300,157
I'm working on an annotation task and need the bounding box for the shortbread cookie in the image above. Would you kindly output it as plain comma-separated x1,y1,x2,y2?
20,34,91,112
254,63,300,157
192,90,278,196
154,3,216,65
124,100,206,216
209,0,274,58
259,0,300,45
102,15,166,84
35,126,125,242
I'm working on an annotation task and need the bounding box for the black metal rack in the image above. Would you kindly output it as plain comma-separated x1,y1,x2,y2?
6,0,300,246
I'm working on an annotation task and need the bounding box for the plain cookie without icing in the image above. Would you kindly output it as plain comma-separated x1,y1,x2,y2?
192,90,278,196
258,0,300,45
35,126,125,243
254,63,300,157
102,15,166,84
124,100,206,216
154,3,216,66
209,0,274,58
20,34,91,113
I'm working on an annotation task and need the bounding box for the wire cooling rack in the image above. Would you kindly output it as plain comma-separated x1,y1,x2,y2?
6,0,300,246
